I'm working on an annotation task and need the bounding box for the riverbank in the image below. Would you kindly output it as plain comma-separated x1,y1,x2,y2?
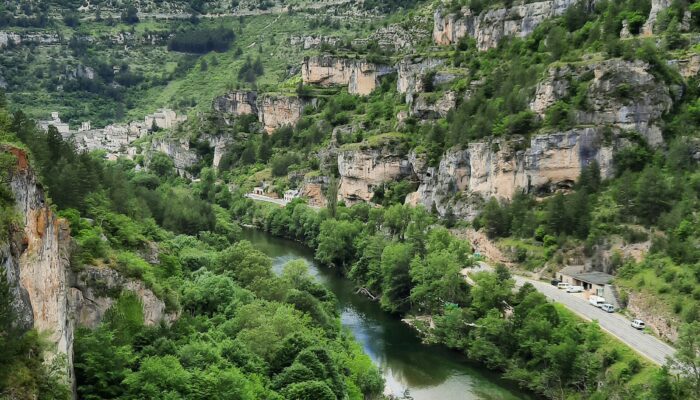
240,227,534,400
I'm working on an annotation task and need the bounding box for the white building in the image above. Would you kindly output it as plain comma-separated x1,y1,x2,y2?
284,189,300,202
38,112,70,135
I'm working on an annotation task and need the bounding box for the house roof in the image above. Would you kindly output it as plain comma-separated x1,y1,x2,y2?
571,271,614,286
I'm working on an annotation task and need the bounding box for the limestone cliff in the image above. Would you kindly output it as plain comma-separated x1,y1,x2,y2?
642,0,672,36
433,0,583,50
530,59,674,146
397,57,445,103
337,136,413,204
148,138,199,176
1,146,180,395
213,90,312,133
2,146,75,386
302,56,394,95
405,128,616,219
72,266,177,328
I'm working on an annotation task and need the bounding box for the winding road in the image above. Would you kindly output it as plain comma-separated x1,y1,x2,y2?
465,263,676,366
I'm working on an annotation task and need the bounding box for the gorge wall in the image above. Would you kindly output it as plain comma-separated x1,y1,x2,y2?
433,0,583,50
1,145,178,394
302,55,394,95
213,90,313,133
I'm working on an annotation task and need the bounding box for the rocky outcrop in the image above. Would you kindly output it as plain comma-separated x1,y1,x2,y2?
213,90,312,133
302,56,394,95
72,266,177,329
149,138,199,175
212,90,258,116
642,0,673,36
530,60,673,146
668,54,700,78
258,95,310,133
433,0,582,50
290,35,340,49
410,91,457,119
353,24,424,51
300,175,329,208
2,146,74,386
0,30,60,48
397,57,445,100
337,135,412,204
406,128,616,219
625,290,679,342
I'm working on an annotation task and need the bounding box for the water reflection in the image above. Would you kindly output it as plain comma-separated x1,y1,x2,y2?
242,229,532,400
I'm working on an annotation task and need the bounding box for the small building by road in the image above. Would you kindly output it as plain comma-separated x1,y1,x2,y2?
559,265,616,302
253,187,264,195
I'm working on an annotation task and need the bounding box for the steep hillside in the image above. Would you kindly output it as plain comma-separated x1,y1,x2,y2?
3,0,700,399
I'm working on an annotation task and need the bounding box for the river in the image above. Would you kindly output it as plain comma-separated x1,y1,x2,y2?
242,229,533,400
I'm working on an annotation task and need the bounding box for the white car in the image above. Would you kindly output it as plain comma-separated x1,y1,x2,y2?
566,285,584,293
600,303,616,313
631,319,646,330
557,282,571,290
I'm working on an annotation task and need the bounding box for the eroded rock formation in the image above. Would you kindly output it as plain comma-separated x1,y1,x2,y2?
337,136,413,204
405,128,616,219
72,266,178,328
213,90,312,133
433,0,582,50
302,55,394,95
3,146,74,385
530,59,673,146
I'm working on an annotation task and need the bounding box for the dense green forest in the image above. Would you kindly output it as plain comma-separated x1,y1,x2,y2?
0,101,383,400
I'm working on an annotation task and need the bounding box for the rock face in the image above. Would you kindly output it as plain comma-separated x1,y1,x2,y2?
337,138,413,204
149,138,199,176
302,56,394,95
1,146,181,394
213,90,311,133
642,0,673,36
626,291,679,342
668,54,700,78
433,0,582,50
2,146,74,385
410,91,457,119
290,35,340,49
72,267,177,329
530,60,673,146
406,128,615,219
397,57,445,100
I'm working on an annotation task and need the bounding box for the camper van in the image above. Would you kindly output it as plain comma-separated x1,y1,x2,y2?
589,296,606,307
566,285,584,293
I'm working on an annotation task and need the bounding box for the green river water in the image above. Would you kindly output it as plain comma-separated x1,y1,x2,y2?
242,228,534,400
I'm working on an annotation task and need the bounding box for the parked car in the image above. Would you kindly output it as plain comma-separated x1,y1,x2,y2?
566,285,584,293
557,282,571,290
601,303,616,313
589,296,606,307
550,279,560,286
631,319,646,330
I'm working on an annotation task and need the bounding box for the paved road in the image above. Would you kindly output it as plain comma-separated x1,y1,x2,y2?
516,276,676,365
245,193,288,206
465,263,676,366
245,193,321,210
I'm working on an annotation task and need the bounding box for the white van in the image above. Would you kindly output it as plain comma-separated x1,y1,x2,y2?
566,286,584,293
557,282,571,290
589,296,606,307
601,303,616,313
631,319,646,330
